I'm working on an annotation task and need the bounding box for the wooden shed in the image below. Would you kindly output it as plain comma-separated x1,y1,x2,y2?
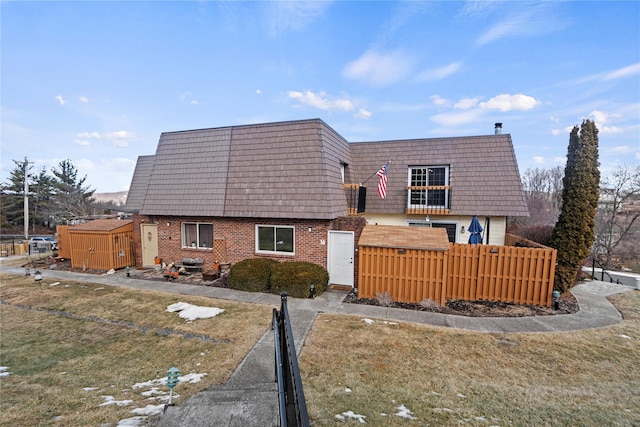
62,219,135,271
358,225,450,305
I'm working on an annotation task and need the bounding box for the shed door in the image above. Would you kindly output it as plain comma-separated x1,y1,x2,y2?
141,224,158,267
328,231,354,287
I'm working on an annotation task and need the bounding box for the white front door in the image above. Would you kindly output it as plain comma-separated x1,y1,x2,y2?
141,223,159,267
328,231,354,287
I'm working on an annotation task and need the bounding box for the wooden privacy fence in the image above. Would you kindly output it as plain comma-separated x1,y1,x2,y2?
359,242,557,307
447,244,556,307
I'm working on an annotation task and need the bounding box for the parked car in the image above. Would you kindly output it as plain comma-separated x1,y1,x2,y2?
29,236,57,251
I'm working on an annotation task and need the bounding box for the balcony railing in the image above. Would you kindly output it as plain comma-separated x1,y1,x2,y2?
406,185,452,215
344,183,365,215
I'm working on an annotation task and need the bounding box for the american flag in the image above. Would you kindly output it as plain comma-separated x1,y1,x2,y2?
376,163,388,199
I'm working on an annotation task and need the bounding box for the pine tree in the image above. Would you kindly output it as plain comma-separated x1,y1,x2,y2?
51,159,96,221
550,120,600,292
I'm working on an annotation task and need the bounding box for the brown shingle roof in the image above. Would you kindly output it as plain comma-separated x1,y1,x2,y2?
350,135,529,217
359,225,450,251
124,155,155,212
127,119,528,219
135,119,352,219
69,219,133,232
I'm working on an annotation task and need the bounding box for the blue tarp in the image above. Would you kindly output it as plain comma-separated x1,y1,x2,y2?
468,216,483,244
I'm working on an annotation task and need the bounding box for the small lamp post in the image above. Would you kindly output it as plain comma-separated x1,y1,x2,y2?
166,367,180,407
34,270,43,291
25,267,30,276
552,290,560,310
125,266,130,277
309,283,316,299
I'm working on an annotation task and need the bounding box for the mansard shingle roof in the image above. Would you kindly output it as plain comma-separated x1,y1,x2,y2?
125,119,528,219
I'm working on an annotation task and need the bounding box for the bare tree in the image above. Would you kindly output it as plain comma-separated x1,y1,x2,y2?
518,166,564,226
593,164,640,269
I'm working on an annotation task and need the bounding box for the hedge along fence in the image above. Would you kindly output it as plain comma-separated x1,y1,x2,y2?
357,226,557,307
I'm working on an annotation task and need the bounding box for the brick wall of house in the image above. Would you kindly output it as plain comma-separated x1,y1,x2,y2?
132,214,366,288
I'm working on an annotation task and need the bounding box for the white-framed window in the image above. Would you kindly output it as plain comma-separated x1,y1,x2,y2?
407,166,449,208
182,222,213,249
256,225,295,255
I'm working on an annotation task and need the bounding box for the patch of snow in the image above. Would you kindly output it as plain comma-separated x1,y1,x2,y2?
0,367,11,377
106,269,116,275
95,287,105,291
131,404,165,416
132,372,207,390
50,282,60,286
619,334,632,339
475,416,487,421
395,404,417,420
432,407,454,413
140,387,167,397
335,411,366,423
167,302,224,321
99,396,133,407
344,387,352,393
82,387,99,392
117,416,148,426
457,393,467,398
362,318,375,325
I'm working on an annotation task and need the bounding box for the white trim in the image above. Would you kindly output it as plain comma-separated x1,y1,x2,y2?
255,224,296,255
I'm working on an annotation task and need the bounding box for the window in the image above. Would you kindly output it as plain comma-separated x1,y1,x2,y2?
408,166,449,208
182,223,213,248
408,220,458,243
256,225,294,254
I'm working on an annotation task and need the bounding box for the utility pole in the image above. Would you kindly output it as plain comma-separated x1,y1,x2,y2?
23,158,31,240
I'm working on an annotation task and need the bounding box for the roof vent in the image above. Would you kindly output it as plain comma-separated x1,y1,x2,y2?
494,123,503,135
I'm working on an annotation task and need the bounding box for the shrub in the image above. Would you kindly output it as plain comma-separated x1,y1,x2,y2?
376,291,394,307
270,261,329,299
228,258,280,293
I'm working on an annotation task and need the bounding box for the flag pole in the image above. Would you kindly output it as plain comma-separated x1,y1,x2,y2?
362,160,391,185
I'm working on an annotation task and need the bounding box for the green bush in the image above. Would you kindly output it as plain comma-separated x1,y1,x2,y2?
270,261,329,298
228,258,280,293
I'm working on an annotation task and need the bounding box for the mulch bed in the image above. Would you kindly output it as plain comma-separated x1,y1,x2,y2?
32,257,578,318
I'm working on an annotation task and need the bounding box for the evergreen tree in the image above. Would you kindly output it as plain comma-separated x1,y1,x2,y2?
50,159,96,221
0,158,32,227
550,120,600,292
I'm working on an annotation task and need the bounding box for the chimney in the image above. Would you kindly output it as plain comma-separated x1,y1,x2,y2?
494,123,503,135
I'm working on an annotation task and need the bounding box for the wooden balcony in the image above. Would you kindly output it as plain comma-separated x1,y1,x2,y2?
406,185,452,215
344,183,365,215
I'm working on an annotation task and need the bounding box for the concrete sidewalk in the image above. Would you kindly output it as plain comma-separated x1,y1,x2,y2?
1,264,635,426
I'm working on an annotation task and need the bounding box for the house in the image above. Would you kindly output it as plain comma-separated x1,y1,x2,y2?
125,118,528,288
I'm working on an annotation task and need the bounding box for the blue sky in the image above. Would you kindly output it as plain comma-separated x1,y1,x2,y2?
2,1,639,194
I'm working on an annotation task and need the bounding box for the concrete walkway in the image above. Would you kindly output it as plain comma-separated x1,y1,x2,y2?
1,264,635,426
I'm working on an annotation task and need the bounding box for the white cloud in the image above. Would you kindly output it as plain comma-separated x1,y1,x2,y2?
476,4,567,46
267,1,330,34
343,50,415,87
603,63,640,81
430,109,484,126
256,89,262,94
79,96,89,103
288,90,354,112
55,95,66,106
77,131,101,139
430,95,448,106
74,139,91,146
354,108,372,119
417,61,462,81
533,156,545,163
454,97,481,110
479,94,539,112
190,100,199,105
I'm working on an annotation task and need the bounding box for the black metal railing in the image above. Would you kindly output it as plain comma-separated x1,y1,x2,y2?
272,293,310,427
591,258,621,284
